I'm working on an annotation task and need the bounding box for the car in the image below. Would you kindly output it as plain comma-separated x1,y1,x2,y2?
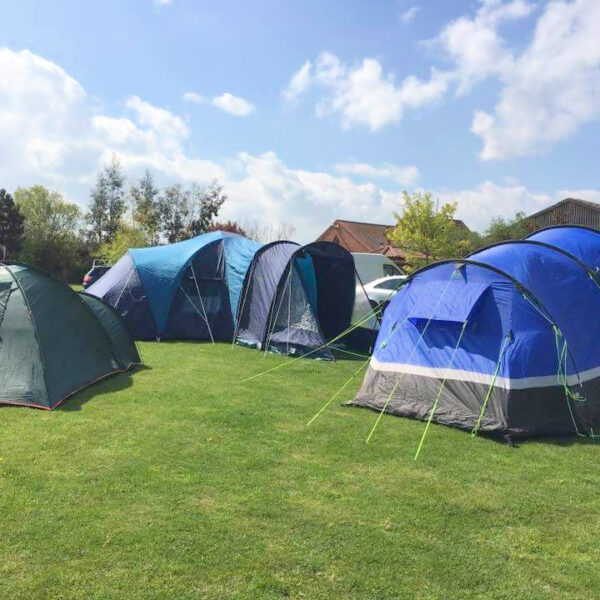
82,259,111,289
352,252,403,284
362,275,407,310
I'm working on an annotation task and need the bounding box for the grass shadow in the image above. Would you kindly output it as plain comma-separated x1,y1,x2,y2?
59,365,150,412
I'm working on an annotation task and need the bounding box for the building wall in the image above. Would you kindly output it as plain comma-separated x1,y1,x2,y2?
528,202,600,231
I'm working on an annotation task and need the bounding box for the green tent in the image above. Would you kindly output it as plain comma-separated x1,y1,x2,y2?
0,263,141,409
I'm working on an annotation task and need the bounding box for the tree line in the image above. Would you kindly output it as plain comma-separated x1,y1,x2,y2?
0,157,527,282
0,157,295,282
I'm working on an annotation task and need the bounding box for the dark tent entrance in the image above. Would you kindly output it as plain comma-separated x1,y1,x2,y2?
236,241,376,359
163,243,234,341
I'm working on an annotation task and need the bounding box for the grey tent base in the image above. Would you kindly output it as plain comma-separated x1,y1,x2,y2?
350,366,600,437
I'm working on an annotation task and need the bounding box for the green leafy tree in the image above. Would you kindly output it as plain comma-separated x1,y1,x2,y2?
483,211,531,245
158,180,227,242
100,225,149,264
187,180,227,236
388,191,475,271
15,185,89,281
131,170,161,244
87,156,126,246
0,189,25,258
159,183,189,243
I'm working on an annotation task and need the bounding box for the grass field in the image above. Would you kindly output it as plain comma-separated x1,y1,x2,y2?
1,343,600,599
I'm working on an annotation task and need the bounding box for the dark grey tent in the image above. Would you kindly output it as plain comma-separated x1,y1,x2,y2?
235,241,376,359
235,241,300,349
0,263,140,410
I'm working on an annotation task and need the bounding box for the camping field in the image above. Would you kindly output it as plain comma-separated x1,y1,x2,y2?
1,343,600,599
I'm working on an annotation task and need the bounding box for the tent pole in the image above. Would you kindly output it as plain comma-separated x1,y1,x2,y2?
114,268,134,311
190,265,215,344
264,265,292,356
232,259,257,348
287,265,292,355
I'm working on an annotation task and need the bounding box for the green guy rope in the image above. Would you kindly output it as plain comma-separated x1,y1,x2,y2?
471,333,511,437
241,307,382,383
306,358,370,426
365,269,458,444
365,376,403,444
414,319,469,461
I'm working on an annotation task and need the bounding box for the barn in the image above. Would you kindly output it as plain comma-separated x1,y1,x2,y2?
528,198,600,231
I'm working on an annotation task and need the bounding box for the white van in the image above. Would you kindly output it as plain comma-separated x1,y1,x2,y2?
352,253,403,285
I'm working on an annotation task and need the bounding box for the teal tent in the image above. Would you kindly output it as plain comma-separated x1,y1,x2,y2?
0,263,141,409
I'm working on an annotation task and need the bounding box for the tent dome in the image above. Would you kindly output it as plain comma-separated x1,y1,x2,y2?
352,227,600,437
235,241,375,358
87,231,261,341
0,263,140,409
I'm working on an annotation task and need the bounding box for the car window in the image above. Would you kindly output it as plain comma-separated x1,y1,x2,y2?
375,279,403,290
383,264,399,277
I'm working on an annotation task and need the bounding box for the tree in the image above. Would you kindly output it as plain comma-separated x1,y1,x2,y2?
15,185,89,281
242,219,297,243
100,225,149,264
388,191,475,271
0,189,25,257
483,211,531,245
187,180,227,236
159,183,189,243
209,220,248,236
87,156,126,246
158,179,227,242
130,170,161,244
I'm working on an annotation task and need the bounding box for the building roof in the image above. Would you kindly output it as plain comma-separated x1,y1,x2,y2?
528,197,600,219
316,219,393,253
316,218,469,256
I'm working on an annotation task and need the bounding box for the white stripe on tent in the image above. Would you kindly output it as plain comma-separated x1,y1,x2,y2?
369,356,600,391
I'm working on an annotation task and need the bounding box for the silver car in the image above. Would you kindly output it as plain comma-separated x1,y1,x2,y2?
362,275,407,309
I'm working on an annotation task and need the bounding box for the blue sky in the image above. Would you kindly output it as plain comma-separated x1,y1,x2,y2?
0,0,599,240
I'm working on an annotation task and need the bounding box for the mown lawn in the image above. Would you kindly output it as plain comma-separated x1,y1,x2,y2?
1,343,600,599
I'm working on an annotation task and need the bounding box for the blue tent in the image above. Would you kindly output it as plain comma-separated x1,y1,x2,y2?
87,231,261,341
235,241,377,358
352,227,600,437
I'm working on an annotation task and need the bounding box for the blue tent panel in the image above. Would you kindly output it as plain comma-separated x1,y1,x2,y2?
408,280,490,323
88,231,261,340
527,226,600,270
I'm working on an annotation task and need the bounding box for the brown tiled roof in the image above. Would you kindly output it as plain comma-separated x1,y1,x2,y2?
315,218,469,256
316,219,393,253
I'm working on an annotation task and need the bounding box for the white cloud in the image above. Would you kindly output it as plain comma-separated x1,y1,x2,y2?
400,6,419,24
285,0,600,160
155,0,172,6
309,52,450,131
437,0,535,95
0,47,407,242
334,161,419,186
211,93,254,116
472,0,600,159
282,61,312,102
6,46,597,243
223,152,403,241
182,91,204,104
436,181,552,231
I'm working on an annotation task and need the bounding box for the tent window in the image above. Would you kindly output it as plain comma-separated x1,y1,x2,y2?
0,282,13,331
408,281,491,324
